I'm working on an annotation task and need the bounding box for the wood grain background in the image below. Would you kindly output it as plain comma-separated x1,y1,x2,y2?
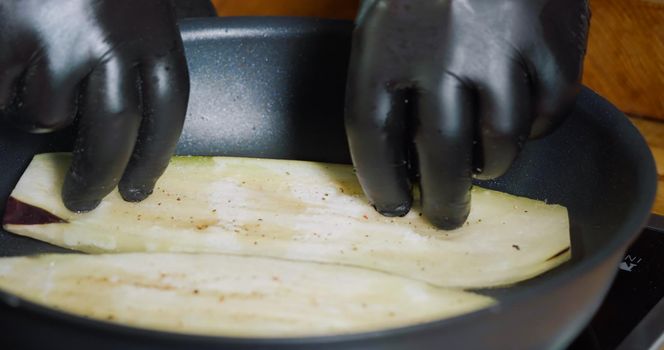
583,0,663,120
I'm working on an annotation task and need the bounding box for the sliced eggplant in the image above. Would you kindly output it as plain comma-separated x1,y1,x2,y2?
0,253,493,337
3,153,570,288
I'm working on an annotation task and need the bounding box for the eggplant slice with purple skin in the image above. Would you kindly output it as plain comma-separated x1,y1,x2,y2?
0,153,572,337
3,153,570,289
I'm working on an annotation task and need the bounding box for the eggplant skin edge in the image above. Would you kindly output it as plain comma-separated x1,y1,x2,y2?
3,197,68,225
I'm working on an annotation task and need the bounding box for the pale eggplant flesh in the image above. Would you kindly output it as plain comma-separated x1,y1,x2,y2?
0,153,571,337
3,153,570,289
0,253,494,337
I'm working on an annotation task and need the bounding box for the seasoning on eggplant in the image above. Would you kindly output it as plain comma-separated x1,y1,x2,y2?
3,153,571,289
0,253,494,337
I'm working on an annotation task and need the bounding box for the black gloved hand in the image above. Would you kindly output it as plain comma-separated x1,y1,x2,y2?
0,0,189,212
345,0,590,229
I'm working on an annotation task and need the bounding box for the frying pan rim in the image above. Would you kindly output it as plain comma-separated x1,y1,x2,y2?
0,89,656,346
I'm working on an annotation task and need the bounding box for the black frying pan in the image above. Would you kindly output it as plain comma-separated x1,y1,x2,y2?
0,17,657,350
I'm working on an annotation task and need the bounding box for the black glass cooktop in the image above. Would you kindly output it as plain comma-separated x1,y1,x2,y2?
569,217,664,350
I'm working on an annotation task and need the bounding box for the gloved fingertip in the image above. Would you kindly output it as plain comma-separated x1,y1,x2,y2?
62,196,102,213
473,156,513,180
473,172,494,181
373,201,412,218
427,213,469,230
61,174,105,213
425,202,471,230
118,182,154,203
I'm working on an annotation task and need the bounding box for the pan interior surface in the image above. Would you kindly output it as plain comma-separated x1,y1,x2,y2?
0,17,656,350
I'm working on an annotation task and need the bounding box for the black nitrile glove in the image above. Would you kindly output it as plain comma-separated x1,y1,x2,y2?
346,0,590,229
0,0,190,212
